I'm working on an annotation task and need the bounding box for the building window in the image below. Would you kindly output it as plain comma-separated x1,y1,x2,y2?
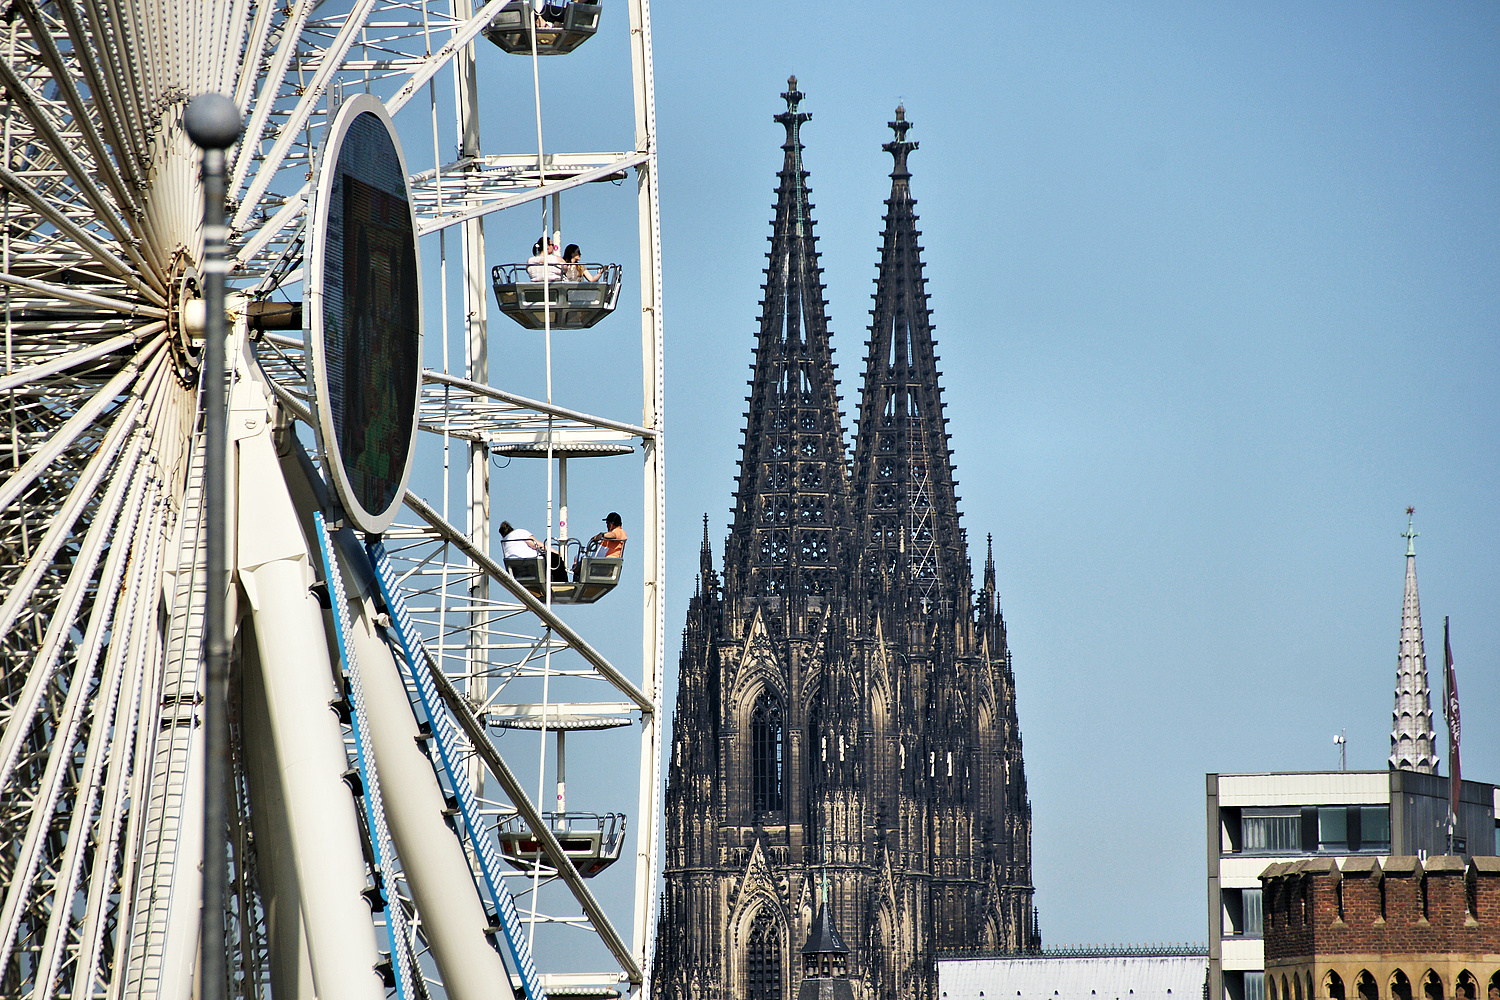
1319,807,1348,850
1246,973,1265,1000
747,909,783,1000
1361,806,1390,850
1243,810,1300,853
752,691,784,814
1243,888,1263,937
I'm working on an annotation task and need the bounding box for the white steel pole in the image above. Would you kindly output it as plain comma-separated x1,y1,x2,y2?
453,0,491,802
625,0,665,991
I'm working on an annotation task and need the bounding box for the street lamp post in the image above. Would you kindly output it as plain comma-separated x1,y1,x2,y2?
184,93,243,1000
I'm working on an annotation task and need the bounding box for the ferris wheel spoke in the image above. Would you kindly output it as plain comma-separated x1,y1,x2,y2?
0,59,142,268
232,0,379,231
0,444,147,978
227,0,315,201
0,168,164,304
10,0,144,224
0,272,165,320
26,460,152,1000
68,524,160,1000
383,0,507,114
0,413,149,779
78,0,152,172
0,333,141,395
0,334,164,523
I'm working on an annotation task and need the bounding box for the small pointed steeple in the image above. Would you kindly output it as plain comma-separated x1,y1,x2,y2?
1390,507,1438,773
851,104,969,636
724,80,850,618
798,902,854,999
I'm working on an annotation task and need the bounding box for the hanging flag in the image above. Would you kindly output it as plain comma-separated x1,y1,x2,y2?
1444,616,1462,826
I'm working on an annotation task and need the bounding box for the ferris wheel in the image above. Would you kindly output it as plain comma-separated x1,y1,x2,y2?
0,0,664,997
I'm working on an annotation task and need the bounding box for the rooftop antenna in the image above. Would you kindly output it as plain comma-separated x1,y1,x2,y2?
1334,730,1347,771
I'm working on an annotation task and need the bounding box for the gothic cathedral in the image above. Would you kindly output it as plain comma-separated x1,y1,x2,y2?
653,80,1039,1000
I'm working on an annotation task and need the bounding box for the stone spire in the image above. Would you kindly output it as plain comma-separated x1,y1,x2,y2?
723,77,850,625
850,105,970,641
1390,508,1438,773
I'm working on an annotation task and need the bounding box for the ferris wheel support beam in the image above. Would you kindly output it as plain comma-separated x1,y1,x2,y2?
450,0,494,803
336,561,513,1000
237,426,387,1000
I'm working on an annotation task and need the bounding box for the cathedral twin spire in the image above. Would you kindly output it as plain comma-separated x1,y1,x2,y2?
851,103,970,636
725,81,972,636
725,77,849,617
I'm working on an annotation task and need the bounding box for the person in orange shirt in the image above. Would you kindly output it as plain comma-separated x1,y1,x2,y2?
590,512,626,559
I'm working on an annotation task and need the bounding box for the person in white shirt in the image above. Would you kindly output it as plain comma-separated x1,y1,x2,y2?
500,521,567,582
526,238,563,282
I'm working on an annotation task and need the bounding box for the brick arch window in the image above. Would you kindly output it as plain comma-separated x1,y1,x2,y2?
1455,972,1476,1000
1356,972,1378,1000
1326,971,1346,1000
746,908,784,1000
1392,970,1414,1000
1424,971,1445,1000
752,690,785,814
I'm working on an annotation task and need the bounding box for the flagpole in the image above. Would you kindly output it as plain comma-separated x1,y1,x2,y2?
1443,615,1461,855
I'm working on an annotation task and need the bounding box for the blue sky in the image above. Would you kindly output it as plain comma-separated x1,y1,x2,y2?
652,3,1500,946
419,1,1500,957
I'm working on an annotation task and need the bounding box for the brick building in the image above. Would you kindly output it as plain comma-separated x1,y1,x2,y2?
1261,856,1500,1000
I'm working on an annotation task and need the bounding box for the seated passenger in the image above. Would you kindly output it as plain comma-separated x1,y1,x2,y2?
500,520,567,582
561,243,600,282
525,238,564,282
589,512,626,558
575,512,625,580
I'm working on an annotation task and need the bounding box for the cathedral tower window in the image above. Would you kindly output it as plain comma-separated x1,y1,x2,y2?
746,909,784,999
752,691,785,814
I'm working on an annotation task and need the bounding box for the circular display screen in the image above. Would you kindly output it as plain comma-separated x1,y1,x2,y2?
310,96,421,533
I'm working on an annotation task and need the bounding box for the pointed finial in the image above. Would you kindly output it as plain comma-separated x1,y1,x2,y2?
884,103,916,179
776,76,811,148
1403,507,1417,557
702,512,711,549
782,75,803,113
